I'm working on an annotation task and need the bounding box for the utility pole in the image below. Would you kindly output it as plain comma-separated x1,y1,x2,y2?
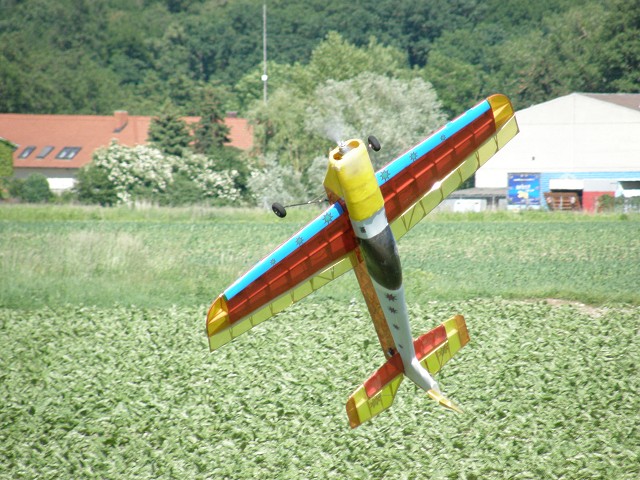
262,3,268,104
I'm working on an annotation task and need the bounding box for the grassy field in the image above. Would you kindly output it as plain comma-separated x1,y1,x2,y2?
2,205,639,308
1,204,639,479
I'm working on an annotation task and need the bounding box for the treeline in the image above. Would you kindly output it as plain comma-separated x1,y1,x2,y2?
1,0,637,117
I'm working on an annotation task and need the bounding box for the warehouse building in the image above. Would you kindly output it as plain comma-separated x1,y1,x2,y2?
469,93,640,212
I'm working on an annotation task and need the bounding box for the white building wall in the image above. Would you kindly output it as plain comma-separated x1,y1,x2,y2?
476,93,640,188
14,167,77,193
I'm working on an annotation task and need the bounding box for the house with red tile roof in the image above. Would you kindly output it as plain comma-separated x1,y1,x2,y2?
0,111,253,192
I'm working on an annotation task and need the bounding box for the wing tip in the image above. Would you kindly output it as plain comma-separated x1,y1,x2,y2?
206,295,230,337
487,94,515,130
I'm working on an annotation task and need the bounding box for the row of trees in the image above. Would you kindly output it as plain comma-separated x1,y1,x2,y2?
1,0,637,117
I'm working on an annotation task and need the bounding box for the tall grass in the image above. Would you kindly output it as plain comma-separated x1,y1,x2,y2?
1,205,638,308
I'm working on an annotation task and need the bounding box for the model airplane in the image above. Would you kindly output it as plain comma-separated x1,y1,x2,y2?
206,94,519,427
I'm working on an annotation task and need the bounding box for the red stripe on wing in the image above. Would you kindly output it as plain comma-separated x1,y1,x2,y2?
226,207,357,323
382,110,496,222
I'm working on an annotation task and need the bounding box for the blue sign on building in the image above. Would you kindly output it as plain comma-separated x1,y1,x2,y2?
508,173,541,209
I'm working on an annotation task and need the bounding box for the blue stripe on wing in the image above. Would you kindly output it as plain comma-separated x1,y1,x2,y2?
224,202,345,300
376,100,490,185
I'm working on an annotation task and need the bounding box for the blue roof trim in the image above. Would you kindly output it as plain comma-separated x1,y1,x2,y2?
376,100,491,186
224,202,345,300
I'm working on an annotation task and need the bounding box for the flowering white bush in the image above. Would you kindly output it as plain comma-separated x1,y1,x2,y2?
175,151,241,202
247,154,306,209
91,141,241,204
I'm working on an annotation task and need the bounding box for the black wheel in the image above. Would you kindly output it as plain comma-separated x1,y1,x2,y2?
368,135,381,152
271,202,287,218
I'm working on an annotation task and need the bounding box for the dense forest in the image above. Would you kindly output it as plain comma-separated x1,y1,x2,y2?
1,0,638,117
1,0,638,205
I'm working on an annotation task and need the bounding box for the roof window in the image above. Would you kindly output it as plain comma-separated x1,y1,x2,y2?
18,146,36,158
56,147,81,160
36,146,55,159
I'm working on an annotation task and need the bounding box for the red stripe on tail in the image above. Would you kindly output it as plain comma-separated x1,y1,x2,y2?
363,324,449,398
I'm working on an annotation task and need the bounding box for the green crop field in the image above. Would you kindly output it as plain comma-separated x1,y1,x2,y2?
1,205,639,479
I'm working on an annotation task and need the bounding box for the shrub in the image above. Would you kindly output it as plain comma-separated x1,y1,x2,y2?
17,174,52,203
84,141,243,206
74,163,118,206
6,177,24,199
160,173,205,206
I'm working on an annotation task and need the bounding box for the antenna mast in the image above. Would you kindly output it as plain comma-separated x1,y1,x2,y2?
262,3,268,104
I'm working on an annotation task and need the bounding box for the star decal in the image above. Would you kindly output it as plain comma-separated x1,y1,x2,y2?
322,212,333,225
295,236,304,246
380,170,390,182
360,226,367,234
410,151,418,162
388,307,397,314
385,293,397,302
392,323,400,330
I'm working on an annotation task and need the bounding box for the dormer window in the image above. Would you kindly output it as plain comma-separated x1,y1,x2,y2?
36,146,55,159
18,146,36,158
56,147,81,159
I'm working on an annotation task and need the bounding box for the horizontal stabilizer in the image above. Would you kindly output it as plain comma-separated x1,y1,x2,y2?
346,315,469,428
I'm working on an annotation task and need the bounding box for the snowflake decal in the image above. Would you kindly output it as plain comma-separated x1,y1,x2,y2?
381,170,390,182
322,212,333,225
295,236,304,246
410,151,418,162
440,134,447,141
270,258,276,267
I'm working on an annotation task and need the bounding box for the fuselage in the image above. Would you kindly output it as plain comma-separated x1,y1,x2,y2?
323,139,441,394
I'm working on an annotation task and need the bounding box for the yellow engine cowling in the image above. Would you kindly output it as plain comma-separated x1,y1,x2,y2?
323,139,384,222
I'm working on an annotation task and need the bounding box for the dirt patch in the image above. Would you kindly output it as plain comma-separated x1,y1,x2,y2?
543,298,607,317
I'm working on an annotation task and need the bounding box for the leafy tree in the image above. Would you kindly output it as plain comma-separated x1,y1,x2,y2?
421,26,500,116
247,33,416,172
307,72,446,169
493,3,606,108
234,61,303,113
16,174,52,203
85,141,243,205
148,103,192,157
0,138,15,178
192,89,230,154
597,0,640,92
7,177,23,199
74,163,118,206
249,89,325,172
302,32,409,93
